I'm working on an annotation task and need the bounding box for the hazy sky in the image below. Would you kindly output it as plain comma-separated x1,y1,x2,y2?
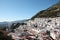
0,0,60,22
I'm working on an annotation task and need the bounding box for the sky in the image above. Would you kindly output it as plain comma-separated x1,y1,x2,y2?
0,0,60,22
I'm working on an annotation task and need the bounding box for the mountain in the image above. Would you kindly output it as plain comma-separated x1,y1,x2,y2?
12,19,29,23
0,22,9,30
31,2,60,19
0,19,29,30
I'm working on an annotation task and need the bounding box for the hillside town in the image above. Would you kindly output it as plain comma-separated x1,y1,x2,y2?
4,17,60,40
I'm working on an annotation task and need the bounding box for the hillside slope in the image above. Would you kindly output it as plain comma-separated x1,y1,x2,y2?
31,2,60,19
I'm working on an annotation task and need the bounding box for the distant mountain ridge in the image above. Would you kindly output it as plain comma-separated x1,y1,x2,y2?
31,2,60,19
0,19,29,30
